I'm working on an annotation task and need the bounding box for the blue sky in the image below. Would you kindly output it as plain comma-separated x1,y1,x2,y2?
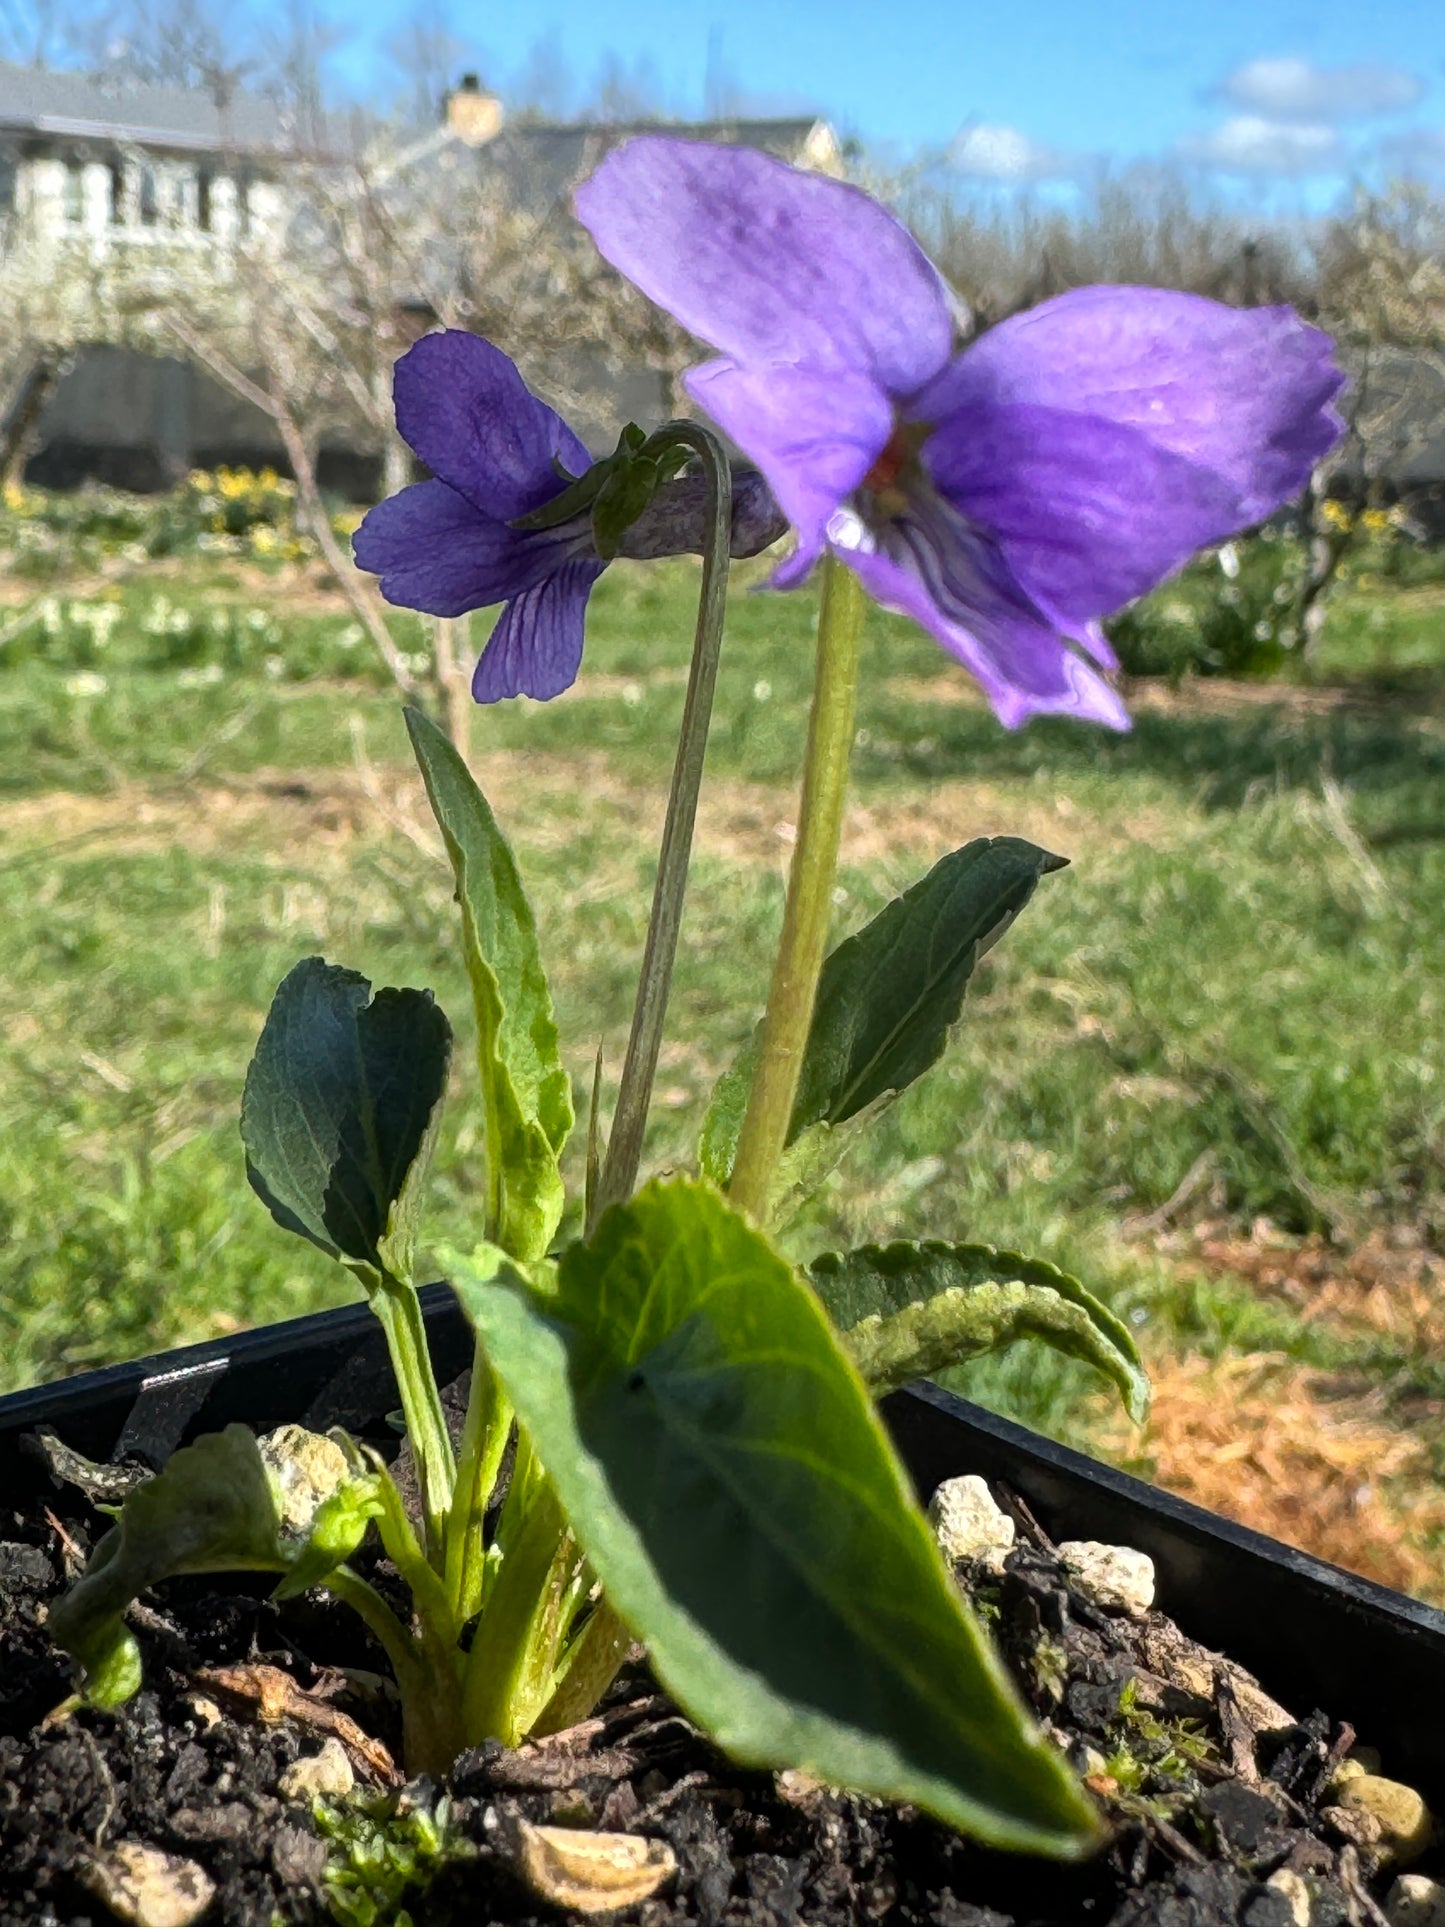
319,0,1445,191
325,0,1445,201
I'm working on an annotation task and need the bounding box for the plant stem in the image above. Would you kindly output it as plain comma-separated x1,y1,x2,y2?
459,1438,573,1746
326,1564,461,1775
369,1275,455,1566
532,1597,632,1737
729,556,866,1221
592,423,732,1226
444,1341,512,1624
323,1565,425,1690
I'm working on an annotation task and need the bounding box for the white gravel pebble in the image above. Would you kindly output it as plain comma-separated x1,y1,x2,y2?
928,1475,1016,1568
1058,1540,1156,1615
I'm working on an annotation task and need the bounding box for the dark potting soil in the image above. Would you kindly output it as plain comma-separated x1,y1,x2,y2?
0,1470,1428,1927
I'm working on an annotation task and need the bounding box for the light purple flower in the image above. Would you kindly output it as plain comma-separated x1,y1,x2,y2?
355,331,786,703
575,139,1347,729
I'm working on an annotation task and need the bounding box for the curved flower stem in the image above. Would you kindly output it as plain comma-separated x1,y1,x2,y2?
729,556,866,1221
592,421,732,1226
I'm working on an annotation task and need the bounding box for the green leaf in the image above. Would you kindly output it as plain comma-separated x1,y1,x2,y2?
809,1241,1151,1424
49,1426,288,1707
793,836,1066,1132
406,709,572,1261
241,957,452,1284
700,838,1065,1192
446,1179,1098,1856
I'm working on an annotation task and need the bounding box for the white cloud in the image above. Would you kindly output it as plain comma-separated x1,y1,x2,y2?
1219,56,1423,123
949,122,1075,182
1178,116,1346,176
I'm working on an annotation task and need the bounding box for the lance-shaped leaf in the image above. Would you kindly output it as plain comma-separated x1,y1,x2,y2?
700,838,1065,1193
445,1180,1099,1856
406,708,572,1262
809,1241,1150,1424
241,958,451,1285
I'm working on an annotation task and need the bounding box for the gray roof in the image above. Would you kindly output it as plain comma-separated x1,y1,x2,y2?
0,60,298,155
472,116,830,214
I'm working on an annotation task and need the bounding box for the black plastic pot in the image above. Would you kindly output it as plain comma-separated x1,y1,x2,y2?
4,1289,1444,1798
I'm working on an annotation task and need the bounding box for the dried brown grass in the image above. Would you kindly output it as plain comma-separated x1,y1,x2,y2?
1105,1351,1445,1602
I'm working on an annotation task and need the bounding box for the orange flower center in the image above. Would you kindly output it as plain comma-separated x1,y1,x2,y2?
862,421,929,517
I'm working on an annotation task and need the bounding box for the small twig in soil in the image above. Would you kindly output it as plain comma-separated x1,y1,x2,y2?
1337,1844,1391,1927
478,1743,643,1792
195,1662,399,1785
44,1506,87,1580
994,1485,1057,1553
634,1769,711,1828
1213,1671,1261,1787
1145,1811,1207,1867
76,1724,118,1848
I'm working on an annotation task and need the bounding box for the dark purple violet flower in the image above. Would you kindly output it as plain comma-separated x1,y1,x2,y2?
575,139,1347,729
353,331,605,702
355,331,787,704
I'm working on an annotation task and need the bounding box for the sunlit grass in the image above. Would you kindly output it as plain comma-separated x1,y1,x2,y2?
1,554,1442,1471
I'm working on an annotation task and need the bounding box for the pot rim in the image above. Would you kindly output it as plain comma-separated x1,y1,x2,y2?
6,1289,1444,1796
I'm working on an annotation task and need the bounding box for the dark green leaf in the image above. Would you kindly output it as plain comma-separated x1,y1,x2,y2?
446,1180,1098,1855
406,709,572,1261
241,958,452,1282
700,838,1064,1193
793,837,1066,1132
809,1241,1150,1424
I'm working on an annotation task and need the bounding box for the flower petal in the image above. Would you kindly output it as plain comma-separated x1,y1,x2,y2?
917,287,1344,522
472,557,607,703
922,400,1248,629
575,137,952,396
354,480,586,618
828,505,1131,731
394,332,593,522
685,358,891,581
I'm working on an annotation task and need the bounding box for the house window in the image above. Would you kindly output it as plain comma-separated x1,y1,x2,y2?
197,168,213,232
139,164,159,227
62,161,85,223
108,162,124,225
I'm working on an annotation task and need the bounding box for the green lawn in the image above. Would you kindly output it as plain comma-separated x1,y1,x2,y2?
1,545,1442,1484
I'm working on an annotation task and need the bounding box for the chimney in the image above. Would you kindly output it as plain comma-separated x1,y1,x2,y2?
445,73,504,146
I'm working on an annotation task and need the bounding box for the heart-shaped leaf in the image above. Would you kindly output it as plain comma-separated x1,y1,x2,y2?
446,1179,1098,1856
809,1240,1150,1424
406,708,571,1261
701,838,1064,1194
241,957,451,1285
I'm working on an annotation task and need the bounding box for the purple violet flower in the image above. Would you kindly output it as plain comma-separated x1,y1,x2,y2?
354,331,604,702
354,330,785,703
575,139,1348,729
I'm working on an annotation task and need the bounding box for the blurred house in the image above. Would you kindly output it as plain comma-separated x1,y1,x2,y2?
0,59,294,247
0,60,321,487
0,65,840,493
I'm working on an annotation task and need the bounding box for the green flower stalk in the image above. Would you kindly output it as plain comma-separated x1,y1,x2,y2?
729,555,866,1221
